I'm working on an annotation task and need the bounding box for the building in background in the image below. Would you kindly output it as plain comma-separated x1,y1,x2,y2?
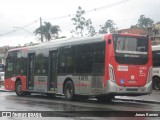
147,23,160,45
117,25,160,45
117,28,147,35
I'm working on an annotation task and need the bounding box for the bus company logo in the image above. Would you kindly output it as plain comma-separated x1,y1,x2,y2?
118,66,128,71
128,80,137,84
2,112,12,117
131,75,135,80
1,112,42,118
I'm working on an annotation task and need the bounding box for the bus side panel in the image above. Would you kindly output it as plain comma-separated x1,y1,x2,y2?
104,34,112,84
5,78,15,91
57,75,80,95
20,76,27,91
57,75,104,95
5,76,27,91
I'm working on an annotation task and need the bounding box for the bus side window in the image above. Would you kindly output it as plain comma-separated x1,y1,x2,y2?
93,42,105,75
75,44,94,74
6,59,13,72
153,51,160,67
35,53,48,75
58,47,74,74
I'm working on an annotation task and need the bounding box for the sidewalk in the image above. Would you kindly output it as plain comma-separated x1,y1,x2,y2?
0,85,160,104
0,86,13,92
115,90,160,104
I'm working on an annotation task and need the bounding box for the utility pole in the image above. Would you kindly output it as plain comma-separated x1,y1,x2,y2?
40,17,43,42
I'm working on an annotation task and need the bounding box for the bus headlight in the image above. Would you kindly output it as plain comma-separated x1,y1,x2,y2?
109,64,116,82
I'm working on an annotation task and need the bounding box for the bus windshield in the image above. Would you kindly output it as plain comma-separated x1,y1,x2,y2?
113,35,149,65
114,36,148,55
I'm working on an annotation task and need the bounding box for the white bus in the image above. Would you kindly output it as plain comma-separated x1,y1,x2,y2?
152,45,160,90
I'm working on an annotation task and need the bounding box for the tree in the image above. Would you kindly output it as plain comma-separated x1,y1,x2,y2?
71,6,86,37
131,15,154,29
71,6,96,37
130,25,138,28
156,21,160,24
34,22,61,42
99,19,117,34
86,19,96,36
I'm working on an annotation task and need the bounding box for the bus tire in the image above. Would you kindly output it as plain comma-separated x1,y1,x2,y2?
64,81,75,101
152,77,160,90
15,81,25,96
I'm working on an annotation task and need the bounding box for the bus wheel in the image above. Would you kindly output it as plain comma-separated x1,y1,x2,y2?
64,81,75,101
153,77,160,90
15,81,25,96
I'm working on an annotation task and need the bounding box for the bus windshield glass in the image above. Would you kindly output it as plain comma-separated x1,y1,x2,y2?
114,36,148,54
113,35,149,65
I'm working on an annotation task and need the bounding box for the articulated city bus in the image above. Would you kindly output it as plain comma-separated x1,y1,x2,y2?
5,33,152,101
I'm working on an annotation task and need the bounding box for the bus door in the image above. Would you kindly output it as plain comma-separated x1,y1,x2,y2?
48,50,58,91
27,53,35,90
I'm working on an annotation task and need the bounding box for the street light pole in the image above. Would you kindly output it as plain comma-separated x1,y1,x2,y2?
40,17,43,42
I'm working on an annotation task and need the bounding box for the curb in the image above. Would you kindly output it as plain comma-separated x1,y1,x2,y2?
0,88,160,104
0,89,13,92
0,87,13,92
114,98,160,104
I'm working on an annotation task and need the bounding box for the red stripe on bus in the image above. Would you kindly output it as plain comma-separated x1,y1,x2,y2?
57,84,91,86
34,82,47,85
75,84,91,86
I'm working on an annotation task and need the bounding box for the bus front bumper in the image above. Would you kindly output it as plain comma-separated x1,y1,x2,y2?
105,80,152,95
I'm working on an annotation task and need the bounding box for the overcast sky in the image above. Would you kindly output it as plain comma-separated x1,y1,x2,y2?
0,0,160,47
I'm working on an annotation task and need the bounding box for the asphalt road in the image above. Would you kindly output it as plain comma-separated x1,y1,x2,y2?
0,92,160,120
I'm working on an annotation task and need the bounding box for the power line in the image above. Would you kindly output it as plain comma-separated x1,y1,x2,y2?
0,30,15,36
21,20,38,28
0,20,38,37
13,27,34,35
44,0,131,21
0,0,130,37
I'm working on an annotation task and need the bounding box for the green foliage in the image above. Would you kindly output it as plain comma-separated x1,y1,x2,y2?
86,19,96,36
71,6,96,37
130,15,154,29
34,22,61,42
137,15,154,29
130,25,138,28
99,19,117,34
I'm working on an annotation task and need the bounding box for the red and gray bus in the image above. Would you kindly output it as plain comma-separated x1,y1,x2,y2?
5,33,152,101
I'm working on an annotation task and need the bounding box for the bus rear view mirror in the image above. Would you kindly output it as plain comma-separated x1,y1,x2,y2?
108,39,111,44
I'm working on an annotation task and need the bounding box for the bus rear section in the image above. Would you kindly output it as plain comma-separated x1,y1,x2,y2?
103,34,152,97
